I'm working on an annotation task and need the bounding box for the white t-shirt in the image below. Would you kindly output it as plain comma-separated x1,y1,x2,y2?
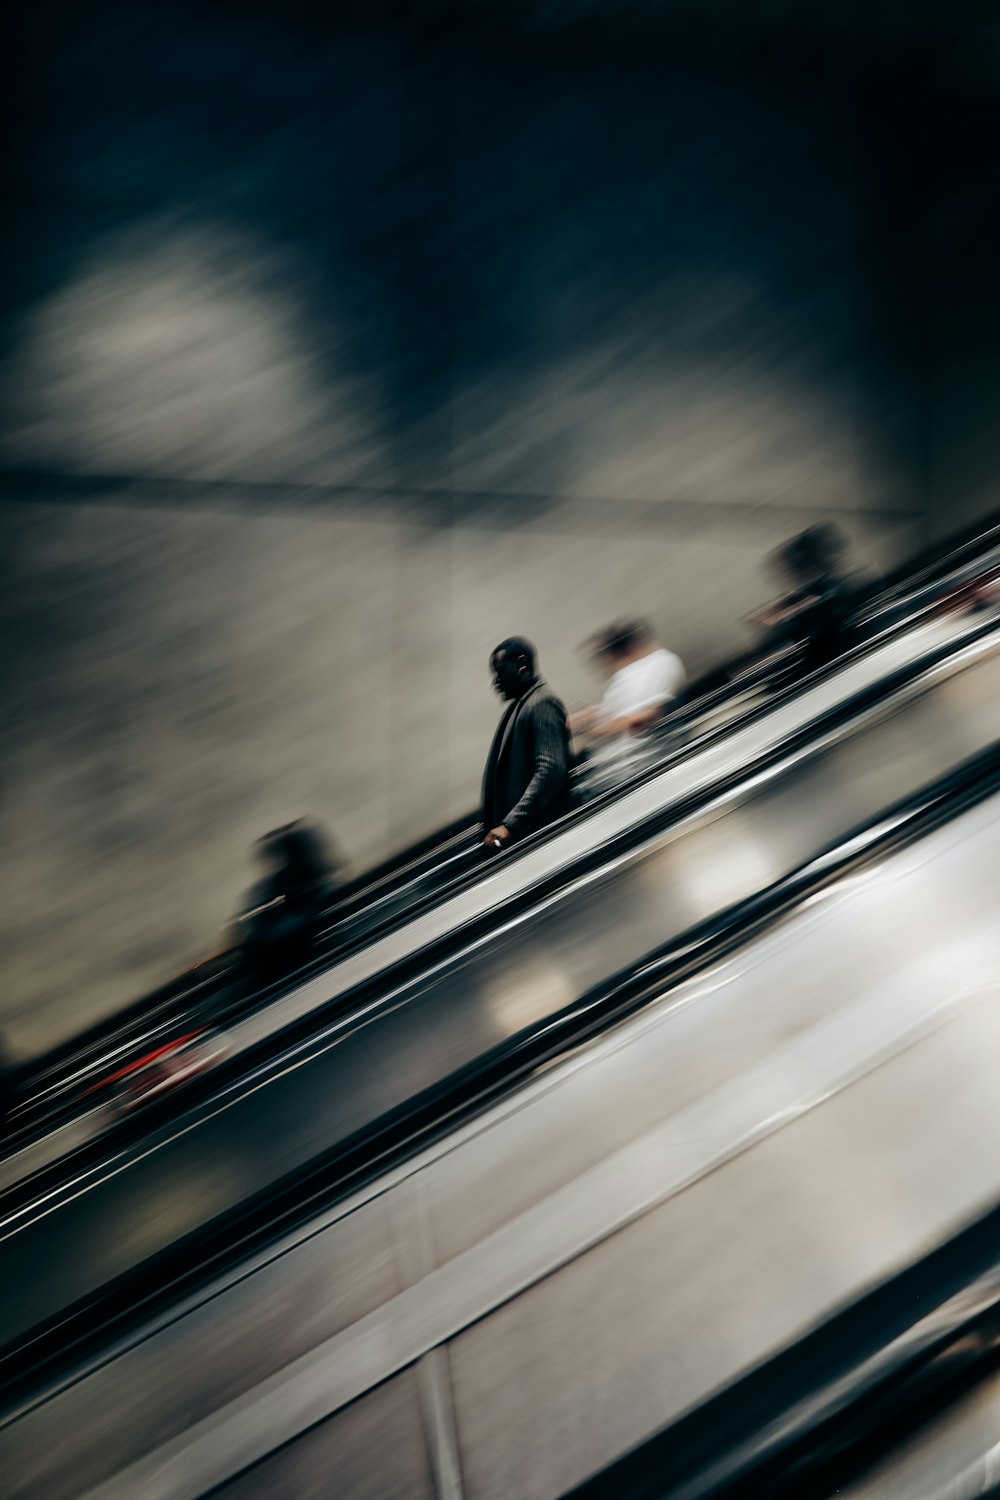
599,648,685,725
590,647,686,779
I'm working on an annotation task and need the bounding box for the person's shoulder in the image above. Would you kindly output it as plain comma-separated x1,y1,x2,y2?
532,682,569,716
646,647,685,681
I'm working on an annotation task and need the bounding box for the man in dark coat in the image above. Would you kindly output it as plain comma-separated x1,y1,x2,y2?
235,820,340,978
481,637,572,853
759,524,855,673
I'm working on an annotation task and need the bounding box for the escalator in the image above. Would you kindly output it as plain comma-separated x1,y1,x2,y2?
0,614,998,1375
3,736,1000,1500
7,521,1000,1187
9,514,1000,1155
0,525,994,1415
0,614,996,1352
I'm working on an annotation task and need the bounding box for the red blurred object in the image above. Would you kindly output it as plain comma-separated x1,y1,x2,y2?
930,567,1000,617
89,1028,228,1114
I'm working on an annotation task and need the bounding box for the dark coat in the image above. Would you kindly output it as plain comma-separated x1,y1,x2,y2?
773,576,854,670
482,680,573,841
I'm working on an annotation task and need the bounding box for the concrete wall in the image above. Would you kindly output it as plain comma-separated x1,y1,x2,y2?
0,3,969,1056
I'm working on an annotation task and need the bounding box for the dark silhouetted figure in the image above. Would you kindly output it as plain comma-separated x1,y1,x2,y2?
759,524,855,672
482,638,572,852
235,820,339,979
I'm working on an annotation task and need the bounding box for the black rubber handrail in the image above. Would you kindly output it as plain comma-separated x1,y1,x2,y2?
3,735,999,1412
11,520,1000,1148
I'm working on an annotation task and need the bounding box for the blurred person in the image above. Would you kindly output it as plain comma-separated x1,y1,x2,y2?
234,819,340,979
482,637,572,852
754,523,855,671
569,620,686,786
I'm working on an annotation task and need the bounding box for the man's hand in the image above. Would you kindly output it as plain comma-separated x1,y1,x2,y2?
567,707,597,735
757,593,820,629
483,825,512,853
625,705,666,737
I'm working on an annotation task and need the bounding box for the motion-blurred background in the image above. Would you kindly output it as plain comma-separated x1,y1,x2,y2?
2,0,998,1054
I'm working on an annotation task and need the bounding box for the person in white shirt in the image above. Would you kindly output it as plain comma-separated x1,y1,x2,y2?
569,620,686,787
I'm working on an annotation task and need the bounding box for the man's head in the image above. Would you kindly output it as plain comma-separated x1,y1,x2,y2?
255,820,336,882
490,636,538,701
776,524,844,590
589,620,648,669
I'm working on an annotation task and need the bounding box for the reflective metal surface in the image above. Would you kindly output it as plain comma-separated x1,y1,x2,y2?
6,778,1000,1500
839,1371,1000,1499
